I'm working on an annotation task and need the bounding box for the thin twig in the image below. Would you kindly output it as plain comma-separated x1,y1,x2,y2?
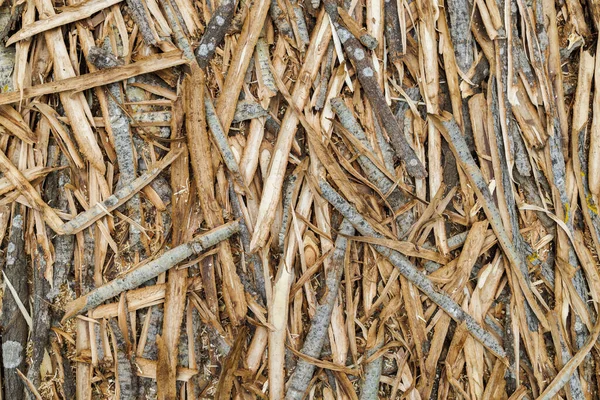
62,220,241,320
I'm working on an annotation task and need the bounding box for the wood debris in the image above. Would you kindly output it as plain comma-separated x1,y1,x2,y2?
0,0,599,398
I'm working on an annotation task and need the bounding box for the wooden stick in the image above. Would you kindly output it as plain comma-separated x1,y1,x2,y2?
249,10,331,251
60,147,183,235
109,317,139,398
538,316,600,400
0,51,187,106
1,204,28,396
215,0,271,134
430,113,549,329
270,0,295,44
204,90,250,195
157,118,192,399
323,2,426,178
384,0,403,64
589,40,600,196
337,7,377,50
35,0,106,173
285,219,354,400
330,97,411,234
90,43,142,251
360,322,385,400
6,0,124,45
126,0,158,45
290,0,310,50
318,179,506,360
185,65,247,324
195,0,236,68
0,166,60,196
161,0,195,60
62,220,240,320
229,183,266,302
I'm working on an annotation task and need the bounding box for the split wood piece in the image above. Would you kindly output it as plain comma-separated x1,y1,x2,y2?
62,220,240,320
32,102,85,170
269,182,314,400
195,0,236,68
323,2,426,179
0,148,65,233
248,9,332,252
430,113,549,329
157,127,191,399
589,40,600,196
239,36,285,187
462,253,505,398
415,0,439,113
215,0,271,134
317,179,506,360
185,66,247,324
572,53,600,255
90,284,168,318
0,105,38,144
88,279,199,319
35,0,106,173
0,166,61,196
271,62,375,223
428,122,447,256
0,51,187,106
136,358,198,381
6,0,124,45
60,147,183,235
170,0,200,36
285,219,354,400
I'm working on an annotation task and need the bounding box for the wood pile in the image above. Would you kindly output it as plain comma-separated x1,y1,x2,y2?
0,0,597,397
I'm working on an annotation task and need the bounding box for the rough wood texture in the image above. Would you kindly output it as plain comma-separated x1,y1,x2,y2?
0,0,598,398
